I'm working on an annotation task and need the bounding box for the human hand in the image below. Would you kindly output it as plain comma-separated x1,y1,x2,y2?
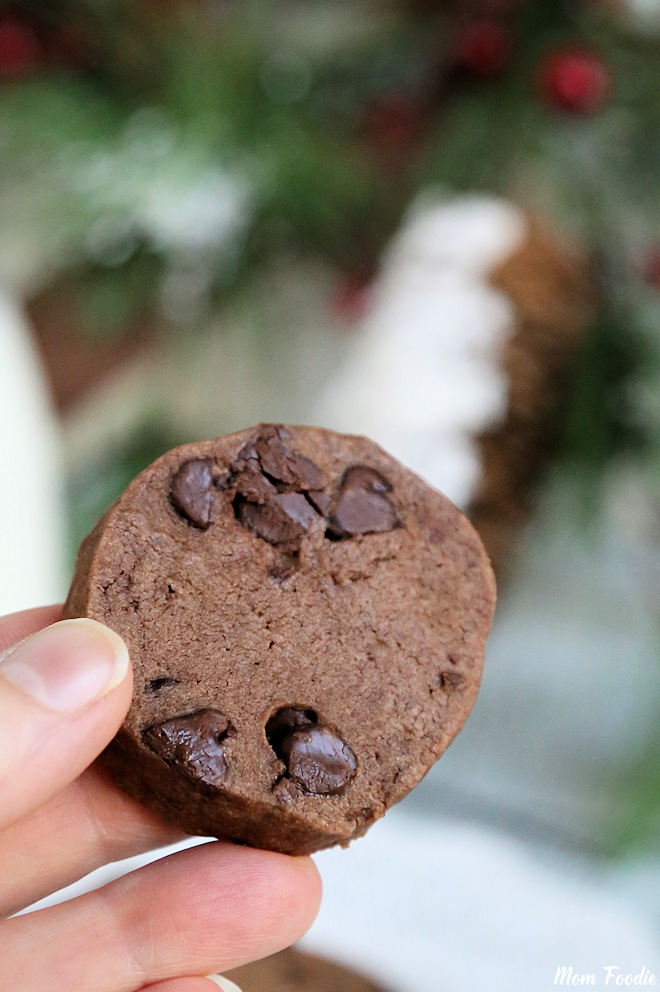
0,607,322,992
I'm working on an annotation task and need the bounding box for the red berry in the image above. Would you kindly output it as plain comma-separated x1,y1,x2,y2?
541,48,610,114
643,248,660,291
330,275,373,326
454,19,512,79
363,94,423,154
0,15,41,78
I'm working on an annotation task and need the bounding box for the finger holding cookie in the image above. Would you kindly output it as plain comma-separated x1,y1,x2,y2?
0,606,321,992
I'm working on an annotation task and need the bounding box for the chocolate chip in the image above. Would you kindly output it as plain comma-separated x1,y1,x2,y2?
234,467,278,503
266,707,318,747
254,427,325,490
438,670,463,690
145,677,180,696
307,490,331,516
343,466,391,493
232,425,326,492
235,492,321,545
266,709,355,795
143,709,230,786
170,458,215,528
277,493,322,529
293,455,326,491
328,466,399,537
231,442,260,475
230,427,328,553
279,725,357,796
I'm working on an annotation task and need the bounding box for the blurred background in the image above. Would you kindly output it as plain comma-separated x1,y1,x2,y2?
2,0,660,988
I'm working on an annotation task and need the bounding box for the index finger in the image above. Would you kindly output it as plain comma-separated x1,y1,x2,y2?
1,841,322,992
0,764,184,918
0,605,63,652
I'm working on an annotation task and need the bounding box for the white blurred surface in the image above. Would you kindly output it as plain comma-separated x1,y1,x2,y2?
0,289,66,615
303,810,660,992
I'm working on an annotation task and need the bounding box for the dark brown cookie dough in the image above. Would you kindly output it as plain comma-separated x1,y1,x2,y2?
225,947,391,992
65,424,495,855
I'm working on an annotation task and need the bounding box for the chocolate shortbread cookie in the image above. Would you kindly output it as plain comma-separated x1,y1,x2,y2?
65,424,495,855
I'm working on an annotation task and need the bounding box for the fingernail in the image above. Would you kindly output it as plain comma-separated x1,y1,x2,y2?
0,618,130,712
206,977,243,992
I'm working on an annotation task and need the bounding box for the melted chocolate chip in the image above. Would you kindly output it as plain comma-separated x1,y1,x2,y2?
279,725,357,796
143,709,230,786
307,490,331,516
229,426,329,550
267,709,355,795
233,425,326,492
290,454,326,491
276,493,321,529
254,427,326,490
231,442,260,475
234,467,278,503
328,466,399,537
171,459,215,528
266,707,318,747
235,492,320,546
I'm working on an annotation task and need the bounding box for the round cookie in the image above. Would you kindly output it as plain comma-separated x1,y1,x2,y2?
64,424,495,855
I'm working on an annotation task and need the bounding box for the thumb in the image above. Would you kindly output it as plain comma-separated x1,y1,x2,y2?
0,618,132,830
